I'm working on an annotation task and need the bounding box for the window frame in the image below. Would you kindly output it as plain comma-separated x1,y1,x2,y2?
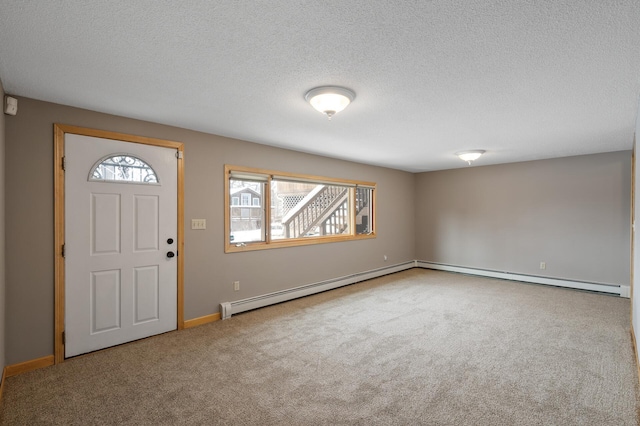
225,165,376,253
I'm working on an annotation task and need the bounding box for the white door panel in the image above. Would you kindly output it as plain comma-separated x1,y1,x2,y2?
91,193,121,255
134,195,159,252
65,134,177,358
91,269,121,333
133,265,160,324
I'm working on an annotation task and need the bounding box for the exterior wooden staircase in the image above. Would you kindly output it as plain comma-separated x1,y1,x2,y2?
281,185,369,238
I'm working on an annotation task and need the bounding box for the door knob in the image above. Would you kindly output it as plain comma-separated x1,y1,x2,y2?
167,238,174,244
166,251,175,258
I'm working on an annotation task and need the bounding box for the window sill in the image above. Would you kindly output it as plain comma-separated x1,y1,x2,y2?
225,232,376,253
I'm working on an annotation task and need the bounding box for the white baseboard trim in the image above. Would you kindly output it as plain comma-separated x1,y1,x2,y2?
417,261,627,297
220,261,416,319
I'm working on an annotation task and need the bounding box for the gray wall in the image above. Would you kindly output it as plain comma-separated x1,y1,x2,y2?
4,97,416,364
3,95,633,366
415,152,631,285
0,80,6,374
633,100,639,339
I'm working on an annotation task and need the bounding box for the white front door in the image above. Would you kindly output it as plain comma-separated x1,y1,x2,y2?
65,134,178,358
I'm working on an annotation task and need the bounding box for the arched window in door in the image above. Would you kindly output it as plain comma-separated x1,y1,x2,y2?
89,154,158,184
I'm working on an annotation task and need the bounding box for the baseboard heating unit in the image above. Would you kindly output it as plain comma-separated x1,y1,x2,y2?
220,260,629,320
416,261,629,298
220,261,415,319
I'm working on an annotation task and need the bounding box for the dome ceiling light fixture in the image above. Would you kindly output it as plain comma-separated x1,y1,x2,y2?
305,86,355,120
456,150,486,165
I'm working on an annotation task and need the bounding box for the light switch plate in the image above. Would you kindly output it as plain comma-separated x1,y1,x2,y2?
191,219,206,230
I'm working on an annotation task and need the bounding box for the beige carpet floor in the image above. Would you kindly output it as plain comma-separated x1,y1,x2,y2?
1,269,638,425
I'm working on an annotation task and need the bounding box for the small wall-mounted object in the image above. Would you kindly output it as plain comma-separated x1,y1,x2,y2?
4,96,17,116
191,218,206,230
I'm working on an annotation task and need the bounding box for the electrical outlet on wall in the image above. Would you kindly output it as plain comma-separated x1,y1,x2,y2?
540,262,546,270
233,281,240,291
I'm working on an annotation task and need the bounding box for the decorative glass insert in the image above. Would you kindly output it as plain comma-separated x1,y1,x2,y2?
90,154,158,184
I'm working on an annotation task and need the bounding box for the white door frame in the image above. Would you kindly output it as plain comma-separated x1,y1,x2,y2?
54,124,185,363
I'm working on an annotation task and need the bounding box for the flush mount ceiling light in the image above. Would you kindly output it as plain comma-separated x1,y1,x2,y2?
305,86,355,120
456,150,486,165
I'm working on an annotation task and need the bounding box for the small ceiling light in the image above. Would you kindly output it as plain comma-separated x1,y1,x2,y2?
456,150,485,165
305,86,355,120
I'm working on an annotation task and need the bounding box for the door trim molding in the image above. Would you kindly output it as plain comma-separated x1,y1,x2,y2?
54,124,185,364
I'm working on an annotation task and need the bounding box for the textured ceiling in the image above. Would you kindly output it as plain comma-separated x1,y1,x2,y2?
0,1,639,172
